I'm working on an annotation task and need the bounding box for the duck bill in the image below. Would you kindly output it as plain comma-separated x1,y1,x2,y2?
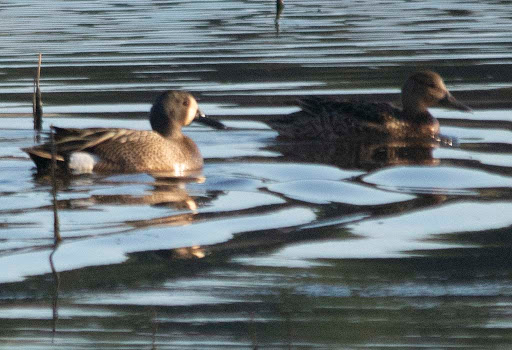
194,109,226,130
438,92,472,112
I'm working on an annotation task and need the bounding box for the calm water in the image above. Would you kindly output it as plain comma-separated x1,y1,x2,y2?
2,1,512,349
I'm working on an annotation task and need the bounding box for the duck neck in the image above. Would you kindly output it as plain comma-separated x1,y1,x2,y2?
160,124,183,139
401,99,432,122
150,112,183,139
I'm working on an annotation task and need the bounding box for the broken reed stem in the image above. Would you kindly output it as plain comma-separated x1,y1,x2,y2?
33,53,43,131
50,126,62,243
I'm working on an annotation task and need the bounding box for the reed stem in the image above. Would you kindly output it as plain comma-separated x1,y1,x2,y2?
33,53,43,131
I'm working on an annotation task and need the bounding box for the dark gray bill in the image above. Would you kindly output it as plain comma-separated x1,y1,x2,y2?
194,109,227,129
438,92,472,112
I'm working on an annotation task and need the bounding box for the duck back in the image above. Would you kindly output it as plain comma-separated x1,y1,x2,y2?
268,96,400,140
268,96,438,140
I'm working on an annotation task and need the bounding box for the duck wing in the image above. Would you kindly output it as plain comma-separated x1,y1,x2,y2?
268,96,401,140
22,127,131,172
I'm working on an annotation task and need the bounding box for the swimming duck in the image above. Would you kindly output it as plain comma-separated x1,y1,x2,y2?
23,90,225,175
267,71,471,140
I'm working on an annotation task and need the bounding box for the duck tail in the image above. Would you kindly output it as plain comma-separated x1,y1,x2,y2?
22,146,67,174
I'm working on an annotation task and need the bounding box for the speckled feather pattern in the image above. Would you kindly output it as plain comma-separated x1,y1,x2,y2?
90,129,203,173
26,127,203,173
268,96,439,140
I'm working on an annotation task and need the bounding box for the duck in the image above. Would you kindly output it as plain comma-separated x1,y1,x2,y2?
267,71,471,140
23,90,225,175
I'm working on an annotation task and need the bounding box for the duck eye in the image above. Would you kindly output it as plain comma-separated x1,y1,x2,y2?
415,78,436,89
412,76,438,90
182,99,190,107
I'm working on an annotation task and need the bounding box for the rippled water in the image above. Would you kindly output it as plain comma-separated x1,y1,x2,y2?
2,1,512,349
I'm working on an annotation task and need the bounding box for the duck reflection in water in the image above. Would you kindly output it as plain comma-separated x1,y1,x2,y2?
47,177,227,232
266,71,471,169
268,139,443,171
45,176,206,211
23,91,225,176
90,181,200,211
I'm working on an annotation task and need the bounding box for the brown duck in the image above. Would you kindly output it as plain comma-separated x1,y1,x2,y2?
23,91,225,175
267,71,471,140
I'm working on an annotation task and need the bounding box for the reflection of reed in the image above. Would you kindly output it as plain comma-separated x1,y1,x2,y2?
50,125,62,339
50,126,62,243
248,312,259,349
275,0,284,35
151,308,158,350
49,243,61,339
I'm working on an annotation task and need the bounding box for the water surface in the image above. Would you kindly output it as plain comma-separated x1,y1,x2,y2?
2,1,512,349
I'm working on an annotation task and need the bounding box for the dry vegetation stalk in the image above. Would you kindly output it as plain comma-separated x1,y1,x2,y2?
33,53,43,131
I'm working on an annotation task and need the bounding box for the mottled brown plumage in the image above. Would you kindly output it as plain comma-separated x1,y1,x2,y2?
23,91,225,175
268,71,471,140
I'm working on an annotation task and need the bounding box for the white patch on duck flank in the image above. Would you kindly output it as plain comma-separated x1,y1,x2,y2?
172,163,187,177
68,152,99,174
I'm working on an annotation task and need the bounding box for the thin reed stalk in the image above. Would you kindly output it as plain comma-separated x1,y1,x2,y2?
33,53,43,131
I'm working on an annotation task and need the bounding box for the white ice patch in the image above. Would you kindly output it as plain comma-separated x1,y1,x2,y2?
68,152,98,174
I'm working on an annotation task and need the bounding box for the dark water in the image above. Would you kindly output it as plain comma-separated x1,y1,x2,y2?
2,1,512,349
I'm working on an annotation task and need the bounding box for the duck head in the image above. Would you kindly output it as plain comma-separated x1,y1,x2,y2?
401,71,471,117
150,90,225,137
